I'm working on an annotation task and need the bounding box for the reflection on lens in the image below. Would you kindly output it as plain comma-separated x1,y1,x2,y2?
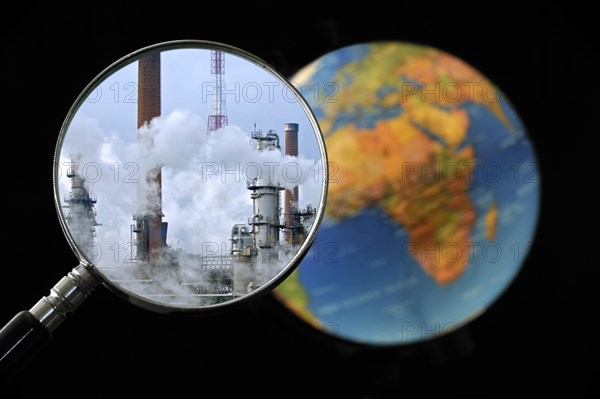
56,42,326,310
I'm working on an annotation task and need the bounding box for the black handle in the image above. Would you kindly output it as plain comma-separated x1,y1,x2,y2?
0,264,98,386
0,311,51,385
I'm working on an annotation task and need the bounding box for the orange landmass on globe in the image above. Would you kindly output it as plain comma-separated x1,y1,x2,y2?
404,98,469,147
402,51,514,131
485,201,498,240
326,113,476,284
291,42,514,285
317,43,515,137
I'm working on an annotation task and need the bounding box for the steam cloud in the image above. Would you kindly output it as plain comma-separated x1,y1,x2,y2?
58,109,323,306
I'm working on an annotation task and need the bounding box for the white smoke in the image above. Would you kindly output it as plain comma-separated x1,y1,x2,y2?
58,109,323,307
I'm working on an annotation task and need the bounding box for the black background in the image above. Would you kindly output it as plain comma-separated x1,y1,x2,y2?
1,4,595,398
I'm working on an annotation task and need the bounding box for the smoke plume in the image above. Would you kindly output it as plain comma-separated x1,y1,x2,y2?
58,109,323,307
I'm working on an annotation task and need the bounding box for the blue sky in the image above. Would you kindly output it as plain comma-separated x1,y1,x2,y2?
75,46,323,160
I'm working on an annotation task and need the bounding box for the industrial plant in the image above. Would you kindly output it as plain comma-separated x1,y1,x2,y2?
62,50,316,305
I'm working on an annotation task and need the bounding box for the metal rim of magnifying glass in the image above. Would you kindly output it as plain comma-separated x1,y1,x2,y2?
52,39,328,314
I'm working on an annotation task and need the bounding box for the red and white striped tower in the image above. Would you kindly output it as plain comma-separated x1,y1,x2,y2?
207,50,228,133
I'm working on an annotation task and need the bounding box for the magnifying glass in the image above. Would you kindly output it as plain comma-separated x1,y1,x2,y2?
0,39,327,382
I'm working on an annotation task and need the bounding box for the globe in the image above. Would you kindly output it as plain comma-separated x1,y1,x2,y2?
273,41,540,345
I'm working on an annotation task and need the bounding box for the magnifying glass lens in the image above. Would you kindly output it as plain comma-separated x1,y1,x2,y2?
56,41,327,311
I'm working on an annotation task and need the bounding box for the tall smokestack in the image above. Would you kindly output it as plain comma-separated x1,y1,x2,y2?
137,53,164,263
284,123,299,242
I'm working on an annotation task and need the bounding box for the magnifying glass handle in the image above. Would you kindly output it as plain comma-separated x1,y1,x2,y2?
0,264,98,384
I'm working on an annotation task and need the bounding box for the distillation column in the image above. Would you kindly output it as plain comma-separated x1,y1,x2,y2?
233,128,284,295
64,162,100,260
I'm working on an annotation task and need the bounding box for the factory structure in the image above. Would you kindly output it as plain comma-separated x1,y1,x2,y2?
63,50,315,304
63,163,101,257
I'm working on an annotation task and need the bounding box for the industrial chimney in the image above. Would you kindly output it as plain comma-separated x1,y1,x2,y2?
284,123,299,242
134,53,166,263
